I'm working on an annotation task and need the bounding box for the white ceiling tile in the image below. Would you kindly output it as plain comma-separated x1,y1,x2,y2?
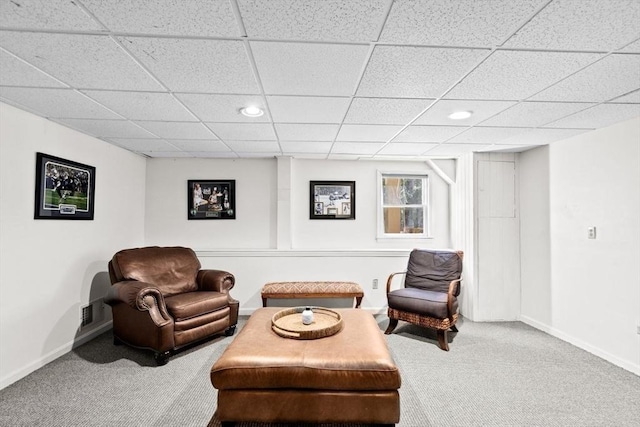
358,46,489,98
176,94,269,122
275,124,339,141
105,138,180,152
186,151,239,158
0,0,101,31
331,142,385,154
83,91,195,121
280,141,332,154
478,144,538,153
328,154,373,160
83,0,239,37
207,123,276,140
413,99,517,125
448,127,530,144
0,50,66,87
251,41,370,96
619,38,640,52
336,124,403,141
235,152,280,158
497,128,590,145
225,140,281,153
446,50,603,100
394,125,467,143
0,87,121,119
544,104,640,129
504,0,640,51
238,0,389,42
54,119,155,138
344,98,433,124
378,142,438,155
530,54,640,102
135,121,216,139
120,37,259,93
425,143,491,156
612,89,640,103
0,32,163,91
380,0,545,46
267,96,350,123
290,153,330,159
142,151,191,158
165,140,231,153
480,102,595,127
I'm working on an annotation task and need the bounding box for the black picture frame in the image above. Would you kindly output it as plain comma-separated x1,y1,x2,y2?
34,152,96,220
188,179,236,220
310,180,355,220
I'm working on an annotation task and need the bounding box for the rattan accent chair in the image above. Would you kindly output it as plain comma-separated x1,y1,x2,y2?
384,249,464,351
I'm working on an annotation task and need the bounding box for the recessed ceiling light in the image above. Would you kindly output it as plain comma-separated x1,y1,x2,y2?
240,106,264,117
448,111,473,120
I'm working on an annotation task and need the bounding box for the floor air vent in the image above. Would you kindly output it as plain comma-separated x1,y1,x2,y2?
81,304,93,327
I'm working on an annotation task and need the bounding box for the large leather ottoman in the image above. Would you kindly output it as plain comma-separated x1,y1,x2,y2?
210,308,401,426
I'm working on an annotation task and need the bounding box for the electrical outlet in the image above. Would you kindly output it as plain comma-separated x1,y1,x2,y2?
637,323,640,335
372,279,378,289
587,226,596,239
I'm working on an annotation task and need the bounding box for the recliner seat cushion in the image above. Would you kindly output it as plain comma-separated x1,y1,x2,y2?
405,249,462,294
387,288,456,319
165,291,230,321
112,246,200,296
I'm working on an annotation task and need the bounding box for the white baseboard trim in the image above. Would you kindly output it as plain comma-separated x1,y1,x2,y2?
0,321,113,390
519,315,639,376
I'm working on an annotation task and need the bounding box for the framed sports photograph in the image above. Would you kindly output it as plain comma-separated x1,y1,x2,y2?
34,152,96,220
310,180,355,220
188,179,236,220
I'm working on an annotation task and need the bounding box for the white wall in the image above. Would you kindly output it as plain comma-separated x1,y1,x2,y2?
0,103,147,388
451,152,476,318
143,157,454,313
144,158,277,249
519,145,552,325
520,117,640,375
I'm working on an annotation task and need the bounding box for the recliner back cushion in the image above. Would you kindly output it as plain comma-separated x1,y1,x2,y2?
405,249,462,294
112,246,200,296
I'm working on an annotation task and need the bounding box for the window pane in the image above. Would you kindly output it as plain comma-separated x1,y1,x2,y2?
383,207,424,234
382,177,422,205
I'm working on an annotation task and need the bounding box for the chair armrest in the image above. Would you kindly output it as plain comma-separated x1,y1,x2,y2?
104,280,172,326
197,270,235,293
447,279,462,319
386,272,407,294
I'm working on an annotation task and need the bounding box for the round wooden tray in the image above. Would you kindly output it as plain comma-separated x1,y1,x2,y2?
271,307,343,340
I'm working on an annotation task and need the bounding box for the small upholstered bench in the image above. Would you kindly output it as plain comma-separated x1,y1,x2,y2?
210,307,401,426
261,281,364,308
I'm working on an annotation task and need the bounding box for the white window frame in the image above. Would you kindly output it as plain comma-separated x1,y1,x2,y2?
376,171,431,239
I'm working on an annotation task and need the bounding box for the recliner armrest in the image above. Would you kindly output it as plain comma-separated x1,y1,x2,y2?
446,279,462,320
197,270,235,293
385,271,407,294
104,280,172,326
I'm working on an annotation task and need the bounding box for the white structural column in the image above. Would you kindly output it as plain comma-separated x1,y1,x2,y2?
276,156,293,249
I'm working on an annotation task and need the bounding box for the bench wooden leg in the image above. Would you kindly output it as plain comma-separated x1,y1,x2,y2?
262,297,267,307
355,296,363,308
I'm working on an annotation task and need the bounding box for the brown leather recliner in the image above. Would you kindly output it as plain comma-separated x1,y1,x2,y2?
105,246,238,365
385,249,463,351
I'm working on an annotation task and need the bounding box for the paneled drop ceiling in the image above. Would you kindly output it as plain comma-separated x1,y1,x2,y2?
1,0,639,160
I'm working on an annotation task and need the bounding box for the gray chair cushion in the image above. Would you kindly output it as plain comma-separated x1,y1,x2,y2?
387,288,457,319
